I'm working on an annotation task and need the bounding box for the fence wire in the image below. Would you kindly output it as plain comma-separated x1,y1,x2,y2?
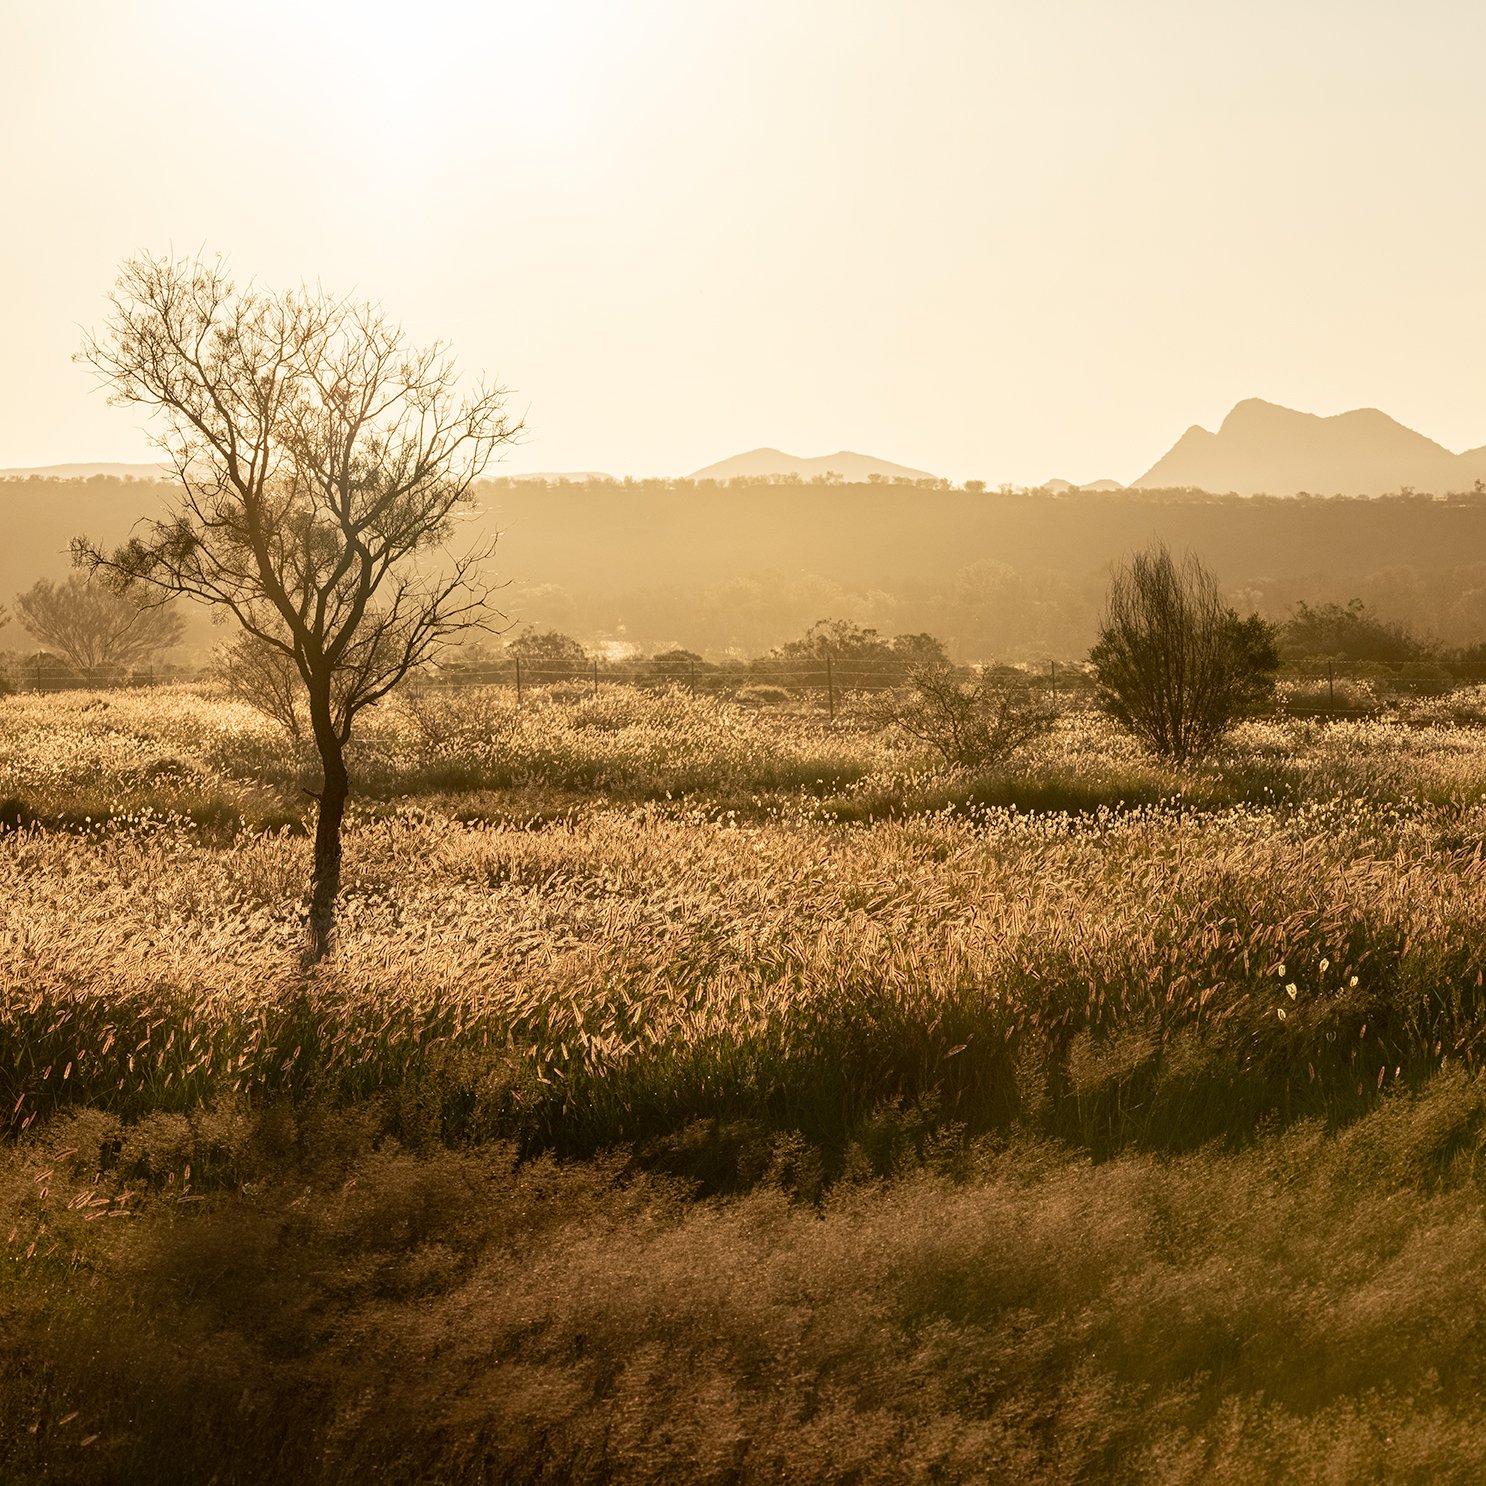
8,658,1486,721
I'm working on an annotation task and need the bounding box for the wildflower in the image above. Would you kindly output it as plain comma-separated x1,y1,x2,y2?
1319,958,1329,972
1286,984,1297,999
1349,975,1359,988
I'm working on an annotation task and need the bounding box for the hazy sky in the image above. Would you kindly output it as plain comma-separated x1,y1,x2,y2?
5,0,1486,484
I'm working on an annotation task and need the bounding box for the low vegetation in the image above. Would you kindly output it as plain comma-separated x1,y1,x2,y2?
8,681,1486,1480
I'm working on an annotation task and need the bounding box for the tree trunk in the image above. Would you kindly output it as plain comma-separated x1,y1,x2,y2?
305,730,349,968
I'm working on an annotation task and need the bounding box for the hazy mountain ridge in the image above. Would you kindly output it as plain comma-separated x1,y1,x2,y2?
1043,478,1125,493
1134,399,1486,495
0,462,169,480
689,448,934,483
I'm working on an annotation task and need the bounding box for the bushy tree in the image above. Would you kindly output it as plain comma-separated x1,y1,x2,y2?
506,627,590,678
1090,543,1279,764
76,252,520,963
645,647,705,682
1281,599,1433,663
777,619,946,666
15,574,183,680
776,619,896,662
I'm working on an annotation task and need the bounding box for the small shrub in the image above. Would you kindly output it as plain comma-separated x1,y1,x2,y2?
400,685,518,760
735,683,792,708
876,664,1057,770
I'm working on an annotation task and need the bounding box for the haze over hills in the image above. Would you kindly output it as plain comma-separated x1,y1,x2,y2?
1043,478,1125,494
13,468,1486,664
0,462,167,480
14,398,1486,498
689,448,934,483
1133,399,1486,496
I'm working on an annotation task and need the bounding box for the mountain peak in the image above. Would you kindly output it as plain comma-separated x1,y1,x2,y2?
1134,400,1477,495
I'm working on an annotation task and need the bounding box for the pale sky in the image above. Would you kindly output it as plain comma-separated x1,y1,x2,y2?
4,0,1486,485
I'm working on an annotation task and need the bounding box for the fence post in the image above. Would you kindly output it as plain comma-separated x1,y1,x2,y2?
592,658,599,699
1049,658,1057,696
1327,660,1335,707
689,657,697,692
515,655,522,708
826,653,835,725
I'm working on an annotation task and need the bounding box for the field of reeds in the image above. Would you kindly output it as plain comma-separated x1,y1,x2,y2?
8,682,1486,1482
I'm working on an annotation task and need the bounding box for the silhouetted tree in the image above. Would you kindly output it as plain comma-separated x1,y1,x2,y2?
1280,599,1433,663
15,574,183,680
1090,543,1279,764
645,647,705,683
777,620,947,666
76,252,521,963
506,627,589,678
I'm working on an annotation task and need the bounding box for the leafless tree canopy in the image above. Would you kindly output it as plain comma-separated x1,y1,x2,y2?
75,253,522,960
14,574,183,678
75,254,519,733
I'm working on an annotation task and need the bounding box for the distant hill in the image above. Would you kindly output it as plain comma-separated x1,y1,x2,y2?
511,470,616,483
0,462,167,481
1133,399,1486,496
12,473,1486,660
689,447,934,483
1043,478,1125,494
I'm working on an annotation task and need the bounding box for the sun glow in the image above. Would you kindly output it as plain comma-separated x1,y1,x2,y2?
211,0,618,176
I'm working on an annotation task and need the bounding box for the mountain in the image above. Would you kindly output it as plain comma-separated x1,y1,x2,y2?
1132,399,1486,496
689,447,934,483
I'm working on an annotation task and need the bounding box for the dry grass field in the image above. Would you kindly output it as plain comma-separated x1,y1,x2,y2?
8,683,1486,1482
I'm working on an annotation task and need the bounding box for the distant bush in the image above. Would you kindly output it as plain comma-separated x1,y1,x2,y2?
505,627,590,680
1281,598,1434,663
644,648,706,683
735,683,792,708
400,684,518,761
772,620,947,669
214,632,307,744
1279,676,1381,718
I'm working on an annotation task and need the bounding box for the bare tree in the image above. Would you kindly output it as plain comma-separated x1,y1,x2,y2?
14,574,183,680
1089,542,1279,764
76,253,522,962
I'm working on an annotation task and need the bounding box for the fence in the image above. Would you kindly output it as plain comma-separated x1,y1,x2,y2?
10,655,1486,722
408,657,1092,725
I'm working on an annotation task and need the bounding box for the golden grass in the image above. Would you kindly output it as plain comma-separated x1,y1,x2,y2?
8,684,1486,1479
